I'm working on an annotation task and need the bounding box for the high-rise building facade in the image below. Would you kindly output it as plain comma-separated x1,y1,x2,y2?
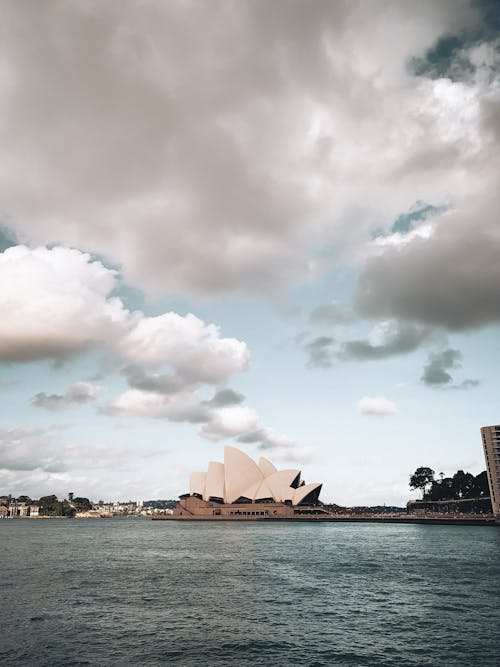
480,425,500,520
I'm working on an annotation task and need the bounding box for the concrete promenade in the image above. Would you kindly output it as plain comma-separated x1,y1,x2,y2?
152,513,497,525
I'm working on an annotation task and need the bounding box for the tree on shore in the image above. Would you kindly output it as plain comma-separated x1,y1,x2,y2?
428,476,454,500
409,467,435,498
72,497,92,512
38,495,75,517
451,470,475,498
472,471,489,497
411,468,490,501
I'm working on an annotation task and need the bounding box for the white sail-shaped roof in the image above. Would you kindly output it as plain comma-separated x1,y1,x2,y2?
265,469,301,502
240,479,262,502
254,479,274,501
204,461,225,501
186,446,322,506
240,478,276,502
258,456,277,478
224,445,264,503
293,483,322,506
189,472,207,497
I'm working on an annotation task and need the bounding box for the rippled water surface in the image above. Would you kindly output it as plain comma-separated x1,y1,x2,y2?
1,519,499,666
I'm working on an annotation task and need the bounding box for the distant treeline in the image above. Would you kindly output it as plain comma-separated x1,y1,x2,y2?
143,499,177,510
409,468,489,501
14,494,92,516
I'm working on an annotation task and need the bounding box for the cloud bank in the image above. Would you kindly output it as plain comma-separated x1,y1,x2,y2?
0,245,248,373
0,244,302,457
0,0,489,298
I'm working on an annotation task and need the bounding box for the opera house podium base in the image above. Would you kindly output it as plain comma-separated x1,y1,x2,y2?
156,495,331,520
160,445,326,520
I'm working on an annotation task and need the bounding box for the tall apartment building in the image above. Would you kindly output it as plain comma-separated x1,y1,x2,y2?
480,425,500,520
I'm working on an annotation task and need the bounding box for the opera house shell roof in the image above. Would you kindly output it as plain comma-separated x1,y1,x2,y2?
188,445,322,506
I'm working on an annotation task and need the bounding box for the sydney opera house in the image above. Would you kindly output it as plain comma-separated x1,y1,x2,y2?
168,445,329,520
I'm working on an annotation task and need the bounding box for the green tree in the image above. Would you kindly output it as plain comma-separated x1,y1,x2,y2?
441,477,455,500
411,468,491,502
451,470,475,498
410,467,435,499
38,494,60,516
72,497,92,512
60,500,76,517
38,495,75,517
428,477,454,501
472,471,490,498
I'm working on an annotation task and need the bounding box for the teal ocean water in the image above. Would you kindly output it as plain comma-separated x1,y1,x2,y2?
1,519,499,666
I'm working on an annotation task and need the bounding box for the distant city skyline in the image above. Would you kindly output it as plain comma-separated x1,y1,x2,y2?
1,1,500,505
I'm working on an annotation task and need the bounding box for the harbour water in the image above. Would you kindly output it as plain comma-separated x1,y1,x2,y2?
1,519,499,666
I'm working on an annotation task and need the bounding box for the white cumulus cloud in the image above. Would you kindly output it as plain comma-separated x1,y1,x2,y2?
357,396,397,416
0,243,304,459
119,312,249,381
0,245,128,361
104,389,209,423
0,246,248,388
200,406,260,441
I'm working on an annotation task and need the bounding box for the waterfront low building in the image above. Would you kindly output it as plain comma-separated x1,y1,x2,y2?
18,504,29,517
407,497,492,516
169,445,326,520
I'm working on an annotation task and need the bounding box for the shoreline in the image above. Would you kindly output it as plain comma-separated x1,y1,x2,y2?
151,514,498,526
3,514,496,526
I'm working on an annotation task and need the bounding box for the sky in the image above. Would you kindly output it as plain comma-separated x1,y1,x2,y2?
1,0,499,505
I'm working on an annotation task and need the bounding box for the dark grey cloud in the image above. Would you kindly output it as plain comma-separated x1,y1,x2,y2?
305,336,335,368
339,322,434,361
204,389,245,408
309,302,354,326
32,382,101,411
236,430,265,445
165,405,210,424
0,0,479,297
420,348,480,389
357,196,500,331
123,366,184,395
421,348,462,385
481,93,500,150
